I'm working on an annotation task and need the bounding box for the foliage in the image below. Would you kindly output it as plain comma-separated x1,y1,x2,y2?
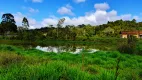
118,35,138,54
0,13,17,34
22,17,29,30
1,13,142,41
0,45,142,80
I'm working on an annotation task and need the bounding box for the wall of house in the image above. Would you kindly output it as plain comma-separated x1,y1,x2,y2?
122,35,127,38
122,34,140,38
133,35,139,38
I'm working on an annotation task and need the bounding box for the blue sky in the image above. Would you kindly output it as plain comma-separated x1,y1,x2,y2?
0,0,142,29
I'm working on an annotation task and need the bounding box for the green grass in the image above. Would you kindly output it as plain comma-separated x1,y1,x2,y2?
0,45,142,80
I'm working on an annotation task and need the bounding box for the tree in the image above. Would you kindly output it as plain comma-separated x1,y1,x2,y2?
103,27,114,36
57,18,65,28
118,35,137,54
1,13,15,24
22,17,29,30
57,18,65,38
1,13,17,33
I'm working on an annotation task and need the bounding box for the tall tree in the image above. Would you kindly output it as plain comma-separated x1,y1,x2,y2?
22,17,29,30
57,18,65,38
1,13,15,24
1,13,17,33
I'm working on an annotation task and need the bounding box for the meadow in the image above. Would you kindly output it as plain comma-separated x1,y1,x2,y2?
1,3,142,80
0,45,142,80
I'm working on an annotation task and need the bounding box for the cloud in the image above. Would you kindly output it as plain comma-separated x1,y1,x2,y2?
74,0,86,3
41,3,137,27
41,18,58,27
29,8,39,13
22,6,39,13
0,12,4,22
94,3,110,11
13,12,41,29
32,0,43,3
24,0,43,3
57,4,74,16
120,14,132,20
0,12,4,15
13,10,138,29
11,2,141,29
133,16,139,20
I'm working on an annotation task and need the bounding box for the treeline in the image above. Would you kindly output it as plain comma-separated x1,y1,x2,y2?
95,19,142,37
1,13,142,41
28,19,142,41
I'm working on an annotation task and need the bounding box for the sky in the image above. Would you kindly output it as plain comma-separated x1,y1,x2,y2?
0,0,142,29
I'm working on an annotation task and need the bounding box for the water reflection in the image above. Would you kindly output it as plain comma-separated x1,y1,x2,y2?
36,46,99,54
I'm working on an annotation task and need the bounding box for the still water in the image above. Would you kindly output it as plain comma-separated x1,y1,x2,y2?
36,46,99,54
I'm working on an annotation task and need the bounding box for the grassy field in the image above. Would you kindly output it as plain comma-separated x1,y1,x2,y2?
0,45,142,80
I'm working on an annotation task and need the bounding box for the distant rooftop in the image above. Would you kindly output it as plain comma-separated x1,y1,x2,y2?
121,31,142,35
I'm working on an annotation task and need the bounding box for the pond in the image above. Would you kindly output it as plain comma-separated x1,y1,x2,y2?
0,40,116,51
0,40,115,53
36,46,99,54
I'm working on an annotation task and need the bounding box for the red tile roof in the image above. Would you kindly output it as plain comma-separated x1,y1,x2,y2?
121,31,142,35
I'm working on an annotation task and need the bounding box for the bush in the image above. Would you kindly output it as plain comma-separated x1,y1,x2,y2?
85,65,98,74
136,44,142,55
118,35,137,54
0,52,25,66
107,51,120,58
0,45,18,51
139,70,142,78
99,70,116,80
117,43,134,54
93,58,104,65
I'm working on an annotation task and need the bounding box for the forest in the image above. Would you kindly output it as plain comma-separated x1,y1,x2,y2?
1,13,142,41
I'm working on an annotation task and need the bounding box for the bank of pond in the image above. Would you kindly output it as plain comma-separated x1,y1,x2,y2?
0,38,126,51
0,45,142,80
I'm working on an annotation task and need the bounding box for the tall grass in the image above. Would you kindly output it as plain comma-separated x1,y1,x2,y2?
0,45,142,80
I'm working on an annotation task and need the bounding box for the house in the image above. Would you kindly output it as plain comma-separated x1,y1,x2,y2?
121,31,142,38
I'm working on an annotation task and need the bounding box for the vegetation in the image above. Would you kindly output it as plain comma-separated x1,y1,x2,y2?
118,35,138,54
22,17,29,30
0,45,142,80
0,12,142,80
0,13,17,37
1,13,142,41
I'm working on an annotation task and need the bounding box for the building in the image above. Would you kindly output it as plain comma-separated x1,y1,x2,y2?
121,31,142,38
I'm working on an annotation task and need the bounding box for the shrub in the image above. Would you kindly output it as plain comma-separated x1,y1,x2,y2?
136,44,142,55
93,58,104,65
118,35,137,54
99,70,116,80
139,70,142,78
117,43,134,54
107,51,120,58
85,65,98,74
0,52,25,66
0,45,18,51
119,69,139,80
